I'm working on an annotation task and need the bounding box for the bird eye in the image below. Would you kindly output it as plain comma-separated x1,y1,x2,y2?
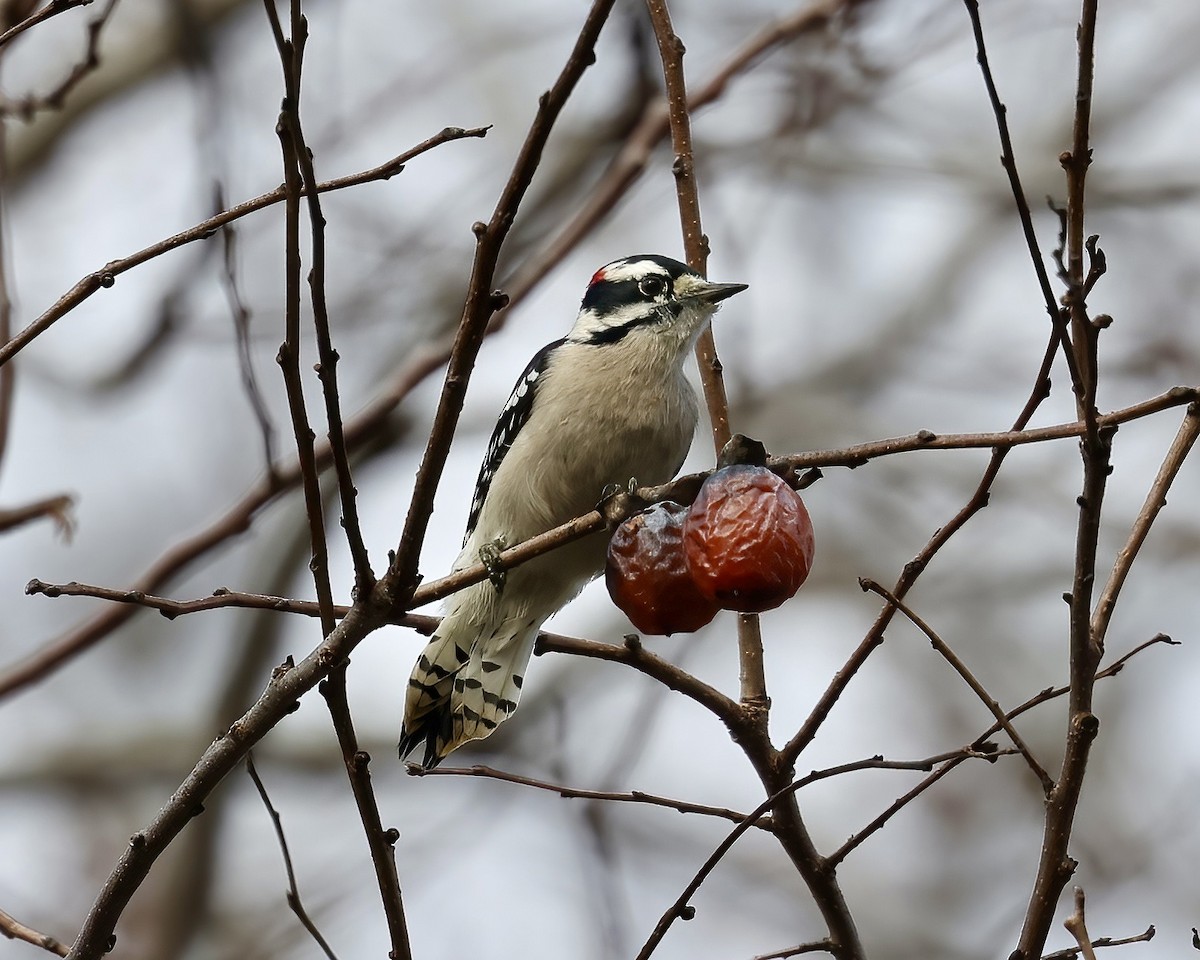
638,276,666,298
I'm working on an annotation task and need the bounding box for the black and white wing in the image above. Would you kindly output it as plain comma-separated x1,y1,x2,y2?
464,338,563,542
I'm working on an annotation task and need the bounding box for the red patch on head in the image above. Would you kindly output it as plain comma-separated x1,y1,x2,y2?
589,267,607,286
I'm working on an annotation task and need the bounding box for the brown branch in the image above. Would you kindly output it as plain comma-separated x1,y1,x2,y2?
0,907,68,958
0,0,90,51
245,753,340,960
538,632,742,732
1041,924,1155,960
15,387,1195,699
1016,2,1107,955
644,6,860,953
748,940,835,955
264,0,336,637
63,604,389,960
408,762,771,831
1062,888,1098,960
1,0,117,119
264,6,409,954
633,748,1003,960
1091,401,1200,648
504,0,869,308
0,494,74,538
644,0,731,453
827,635,1176,868
859,579,1053,793
959,0,1081,395
750,941,835,960
272,5,373,595
0,126,489,369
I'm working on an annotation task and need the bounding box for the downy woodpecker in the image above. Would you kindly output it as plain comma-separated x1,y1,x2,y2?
399,254,747,767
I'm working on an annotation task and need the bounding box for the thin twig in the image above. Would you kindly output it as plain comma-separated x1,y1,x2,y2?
1016,3,1108,955
749,940,835,960
1,0,117,119
408,762,771,831
245,753,340,960
1041,923,1154,960
0,907,68,958
1091,402,1200,648
959,0,1081,395
860,578,1054,793
218,192,277,476
1062,888,1098,960
273,6,373,594
320,669,412,959
263,0,337,637
633,748,1003,960
264,4,409,954
0,494,74,538
0,0,91,51
503,0,869,310
0,127,489,368
16,387,1195,697
827,635,1176,868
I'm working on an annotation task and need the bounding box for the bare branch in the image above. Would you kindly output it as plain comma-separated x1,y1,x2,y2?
0,126,489,369
1062,888,1098,960
0,907,68,958
245,753,340,960
1091,402,1200,648
0,0,91,51
0,494,74,539
15,387,1194,699
1041,924,1155,960
408,762,771,831
750,941,835,960
860,579,1053,793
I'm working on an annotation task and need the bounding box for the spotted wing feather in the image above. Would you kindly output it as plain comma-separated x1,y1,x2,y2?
464,338,562,542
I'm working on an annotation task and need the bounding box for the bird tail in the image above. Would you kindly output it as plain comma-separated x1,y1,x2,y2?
399,623,537,768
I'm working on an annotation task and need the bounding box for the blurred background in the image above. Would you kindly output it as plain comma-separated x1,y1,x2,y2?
1,0,1197,957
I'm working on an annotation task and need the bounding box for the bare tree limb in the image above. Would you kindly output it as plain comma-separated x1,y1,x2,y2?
1041,924,1154,960
0,0,91,51
0,907,68,958
0,126,489,368
1016,3,1109,954
245,752,340,960
1091,401,1200,648
16,385,1195,698
859,578,1053,793
1062,888,1099,960
408,762,772,831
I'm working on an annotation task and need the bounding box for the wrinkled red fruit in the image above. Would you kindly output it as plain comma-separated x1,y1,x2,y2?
683,465,815,613
606,501,721,636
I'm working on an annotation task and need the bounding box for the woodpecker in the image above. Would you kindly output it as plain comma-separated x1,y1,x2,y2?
399,254,747,767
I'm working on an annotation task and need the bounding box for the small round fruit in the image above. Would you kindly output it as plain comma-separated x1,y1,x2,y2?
606,501,721,636
683,465,815,613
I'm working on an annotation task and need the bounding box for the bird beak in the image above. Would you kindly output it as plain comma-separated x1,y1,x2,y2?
683,279,749,305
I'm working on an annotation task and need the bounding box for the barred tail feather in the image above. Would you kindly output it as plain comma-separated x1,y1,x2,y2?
399,624,537,768
398,632,470,764
450,629,536,754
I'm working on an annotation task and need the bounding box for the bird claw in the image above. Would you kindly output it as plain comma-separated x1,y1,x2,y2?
479,538,507,593
598,479,648,530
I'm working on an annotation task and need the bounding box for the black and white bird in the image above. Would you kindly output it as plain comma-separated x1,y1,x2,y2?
399,254,747,767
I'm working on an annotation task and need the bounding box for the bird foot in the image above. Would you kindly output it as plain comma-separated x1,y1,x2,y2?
479,537,507,593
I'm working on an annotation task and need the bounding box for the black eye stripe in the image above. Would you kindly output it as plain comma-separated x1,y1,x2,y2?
580,274,674,314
